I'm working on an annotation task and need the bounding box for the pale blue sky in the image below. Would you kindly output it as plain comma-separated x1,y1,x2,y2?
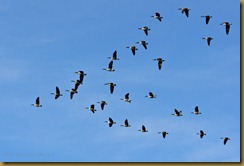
0,0,240,162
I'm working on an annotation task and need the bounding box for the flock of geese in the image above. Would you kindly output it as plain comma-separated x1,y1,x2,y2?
31,7,233,147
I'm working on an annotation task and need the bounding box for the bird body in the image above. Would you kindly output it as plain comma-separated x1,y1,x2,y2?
31,97,42,107
103,60,115,72
65,88,78,99
97,100,107,110
126,46,138,55
104,82,116,94
197,130,206,138
108,50,119,60
153,58,165,70
105,117,116,127
171,109,183,116
201,15,212,24
86,104,96,113
120,119,131,127
158,131,168,138
220,22,231,35
151,12,163,22
138,26,151,36
191,106,201,115
138,125,148,132
221,137,230,145
136,40,148,49
74,70,86,84
120,93,131,103
145,92,156,98
179,8,190,17
202,37,213,46
51,86,62,99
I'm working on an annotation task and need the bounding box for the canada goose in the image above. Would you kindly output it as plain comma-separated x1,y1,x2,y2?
221,137,230,145
171,109,183,116
138,26,151,36
104,82,116,94
120,119,131,127
103,60,115,72
135,40,148,50
202,37,213,46
191,106,201,115
220,22,232,35
179,8,190,17
126,46,138,55
108,50,119,60
151,12,163,22
197,130,206,139
85,104,96,113
145,92,156,98
74,70,87,84
51,86,63,99
120,93,131,103
31,97,42,107
158,131,168,138
65,88,78,99
153,58,165,70
138,125,148,132
71,79,82,91
201,15,212,24
97,100,107,110
105,117,116,127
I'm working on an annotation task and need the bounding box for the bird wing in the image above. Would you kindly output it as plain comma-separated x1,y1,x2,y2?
125,93,129,99
226,25,230,35
206,16,210,24
108,60,113,69
149,92,153,97
144,29,148,36
79,75,84,83
125,119,129,126
142,125,146,131
74,82,80,91
158,60,162,70
70,92,74,99
132,48,136,55
155,12,160,17
175,109,180,114
110,85,114,94
91,104,95,109
142,42,147,49
113,50,117,59
185,9,189,17
36,97,40,105
195,106,199,113
101,103,105,110
207,39,211,46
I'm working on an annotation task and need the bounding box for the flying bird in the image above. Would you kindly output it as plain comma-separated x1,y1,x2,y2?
145,92,157,98
51,86,63,99
71,79,82,91
179,8,190,17
104,82,116,94
191,106,201,115
103,60,115,72
65,88,78,99
138,125,148,132
151,12,163,22
197,130,206,139
158,131,169,138
85,104,96,113
108,50,119,60
221,137,230,145
31,97,42,107
153,58,165,70
120,119,131,127
120,93,131,103
171,109,183,116
74,70,87,84
97,100,107,110
135,40,148,50
201,15,212,24
105,117,116,127
202,37,213,46
220,22,232,35
126,46,138,55
138,26,151,36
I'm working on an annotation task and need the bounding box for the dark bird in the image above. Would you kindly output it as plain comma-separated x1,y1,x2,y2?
85,104,96,113
120,119,131,127
103,60,115,72
153,58,165,70
220,22,232,35
51,86,63,99
108,50,119,60
151,12,163,22
145,92,157,99
71,79,82,91
201,15,212,24
31,97,42,107
191,106,201,115
97,100,107,110
171,109,183,116
179,8,190,17
126,46,138,55
138,26,151,36
120,93,131,103
105,117,116,127
197,130,206,139
104,82,116,94
158,131,169,138
138,125,148,132
202,37,213,46
221,137,230,145
135,40,148,50
74,70,87,84
65,88,78,99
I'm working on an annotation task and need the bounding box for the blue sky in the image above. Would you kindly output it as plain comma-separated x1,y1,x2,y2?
0,0,240,162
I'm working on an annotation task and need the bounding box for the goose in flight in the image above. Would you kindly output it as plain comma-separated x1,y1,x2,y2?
65,88,78,99
151,12,163,22
120,119,131,127
74,70,87,84
197,130,206,139
105,117,116,127
104,82,116,94
145,92,156,99
153,58,165,70
220,22,232,35
126,46,138,55
86,104,96,113
108,50,119,60
103,60,115,72
138,125,148,132
97,100,107,110
31,97,42,107
138,26,151,36
201,15,212,24
202,37,213,46
221,137,230,145
171,109,183,116
135,40,148,50
120,93,131,103
158,131,168,138
179,8,190,17
191,106,201,115
51,86,63,99
71,79,82,91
